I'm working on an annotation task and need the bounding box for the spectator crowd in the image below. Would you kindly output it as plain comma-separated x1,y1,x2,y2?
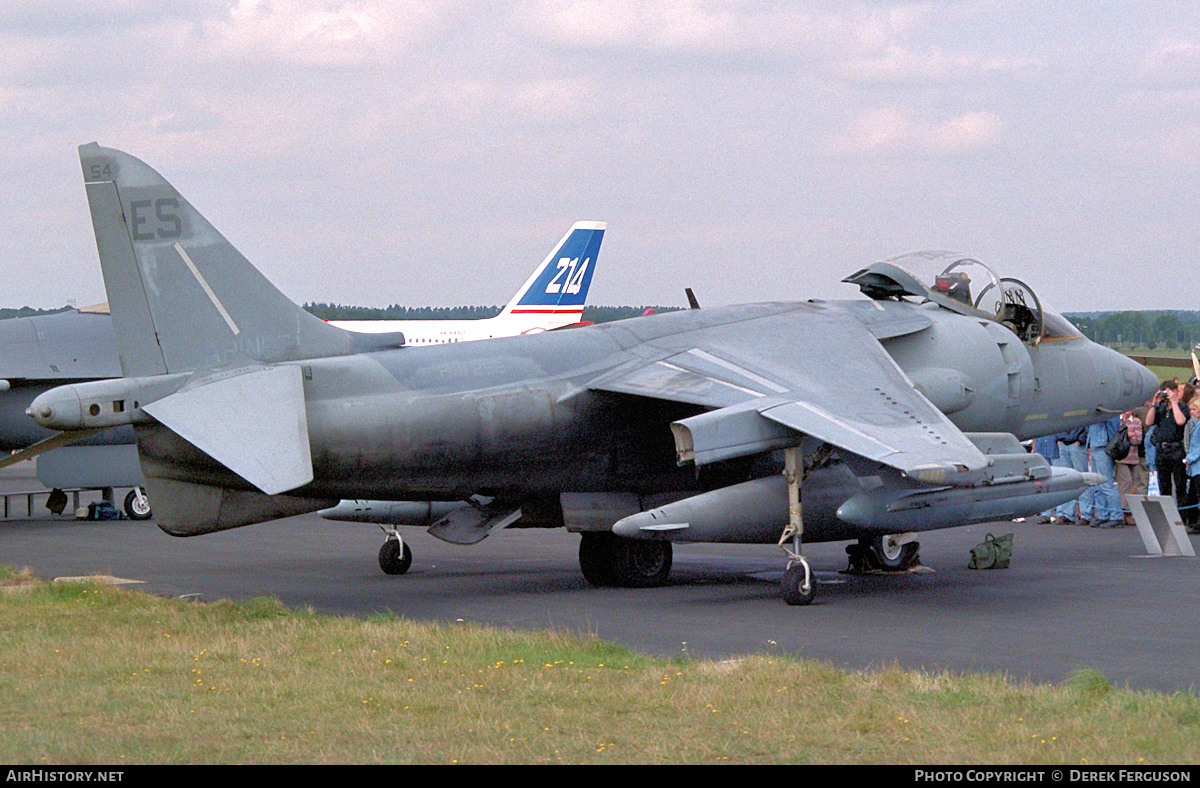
1035,378,1200,533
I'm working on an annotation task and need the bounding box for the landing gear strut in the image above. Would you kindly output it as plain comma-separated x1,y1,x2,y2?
777,444,836,606
378,528,412,575
778,446,814,605
781,561,814,605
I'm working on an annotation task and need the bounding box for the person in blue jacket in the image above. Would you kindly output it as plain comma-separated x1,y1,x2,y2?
1183,398,1200,533
1085,416,1123,527
1055,426,1089,524
1034,433,1060,523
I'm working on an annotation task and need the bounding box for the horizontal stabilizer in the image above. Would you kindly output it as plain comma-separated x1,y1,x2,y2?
144,365,313,495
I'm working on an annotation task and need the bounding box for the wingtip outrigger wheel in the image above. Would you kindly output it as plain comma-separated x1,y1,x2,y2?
377,527,412,575
123,487,153,520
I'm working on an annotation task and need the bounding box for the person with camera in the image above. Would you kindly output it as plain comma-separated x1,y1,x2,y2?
1146,381,1189,515
1115,404,1149,525
1182,397,1200,532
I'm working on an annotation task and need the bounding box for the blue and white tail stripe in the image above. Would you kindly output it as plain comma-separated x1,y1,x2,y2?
500,221,604,317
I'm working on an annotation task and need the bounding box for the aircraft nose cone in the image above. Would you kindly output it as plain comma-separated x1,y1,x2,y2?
1100,346,1161,412
1136,361,1159,403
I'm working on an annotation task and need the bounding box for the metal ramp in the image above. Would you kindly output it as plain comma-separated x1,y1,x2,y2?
1127,495,1197,557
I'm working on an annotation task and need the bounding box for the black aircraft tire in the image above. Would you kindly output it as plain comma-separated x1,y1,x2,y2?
123,489,153,521
579,532,615,587
870,536,918,571
609,537,672,588
782,564,815,606
378,539,413,575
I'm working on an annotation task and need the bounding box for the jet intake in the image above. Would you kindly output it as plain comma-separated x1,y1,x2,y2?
907,367,974,415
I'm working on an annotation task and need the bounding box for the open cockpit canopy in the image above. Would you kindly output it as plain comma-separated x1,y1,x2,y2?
844,250,1081,345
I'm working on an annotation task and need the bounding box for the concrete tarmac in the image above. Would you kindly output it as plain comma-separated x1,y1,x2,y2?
1,461,1197,693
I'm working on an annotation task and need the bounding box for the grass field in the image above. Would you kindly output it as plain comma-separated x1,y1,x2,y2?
2,568,1198,765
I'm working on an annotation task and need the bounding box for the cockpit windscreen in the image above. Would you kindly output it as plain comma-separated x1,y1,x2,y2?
845,251,1081,345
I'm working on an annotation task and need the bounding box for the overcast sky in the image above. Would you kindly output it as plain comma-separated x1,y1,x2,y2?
2,1,1197,313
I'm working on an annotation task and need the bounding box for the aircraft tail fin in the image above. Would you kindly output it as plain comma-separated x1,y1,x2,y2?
496,221,604,321
79,143,368,377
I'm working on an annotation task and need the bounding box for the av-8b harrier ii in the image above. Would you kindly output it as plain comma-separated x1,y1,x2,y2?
0,220,604,519
25,144,1157,605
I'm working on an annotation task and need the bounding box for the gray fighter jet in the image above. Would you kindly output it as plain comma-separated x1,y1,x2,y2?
0,307,151,517
0,220,604,519
24,144,1158,605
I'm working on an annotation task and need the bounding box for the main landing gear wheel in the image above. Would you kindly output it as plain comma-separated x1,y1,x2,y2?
782,561,815,606
578,532,672,588
579,532,613,586
846,535,920,572
378,538,413,575
123,488,152,520
871,535,919,570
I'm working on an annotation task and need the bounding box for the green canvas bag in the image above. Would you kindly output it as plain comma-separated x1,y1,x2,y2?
968,533,1013,570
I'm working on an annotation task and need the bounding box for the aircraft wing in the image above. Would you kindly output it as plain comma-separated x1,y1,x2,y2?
0,310,121,381
589,302,989,483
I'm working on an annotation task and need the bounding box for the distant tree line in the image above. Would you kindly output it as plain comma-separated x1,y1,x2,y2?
302,303,683,324
0,306,72,320
0,303,682,324
1066,311,1200,351
583,305,684,323
303,303,502,321
3,303,1196,347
